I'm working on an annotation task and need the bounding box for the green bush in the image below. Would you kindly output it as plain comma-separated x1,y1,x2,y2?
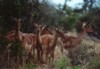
55,56,70,69
10,41,24,57
25,63,34,69
74,66,81,69
87,57,100,69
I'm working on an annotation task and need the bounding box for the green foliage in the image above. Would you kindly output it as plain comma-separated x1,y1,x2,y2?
10,41,24,57
0,0,100,34
54,56,81,69
87,57,100,69
67,13,80,29
74,66,81,69
25,63,34,69
0,0,82,33
0,0,21,17
55,56,70,69
58,12,80,30
0,38,9,53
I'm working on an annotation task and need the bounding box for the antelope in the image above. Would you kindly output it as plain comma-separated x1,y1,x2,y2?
5,31,23,43
41,25,53,35
4,18,37,68
38,28,65,63
35,25,65,63
62,23,94,49
56,23,94,68
56,23,94,58
34,24,53,63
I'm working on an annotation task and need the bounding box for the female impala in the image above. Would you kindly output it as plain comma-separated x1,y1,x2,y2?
5,18,37,68
35,24,53,63
39,28,65,63
62,23,94,49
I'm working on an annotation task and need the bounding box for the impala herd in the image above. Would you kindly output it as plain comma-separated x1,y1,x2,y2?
0,18,94,67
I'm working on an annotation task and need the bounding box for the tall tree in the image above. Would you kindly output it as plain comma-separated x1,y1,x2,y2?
82,0,96,13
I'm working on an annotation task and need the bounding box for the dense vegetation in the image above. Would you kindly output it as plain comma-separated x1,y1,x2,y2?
0,0,100,35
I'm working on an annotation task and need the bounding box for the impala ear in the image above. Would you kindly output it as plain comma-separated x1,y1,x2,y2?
82,22,86,28
22,35,25,41
13,17,21,22
42,25,48,31
34,23,38,27
55,27,58,31
55,28,60,33
18,18,21,22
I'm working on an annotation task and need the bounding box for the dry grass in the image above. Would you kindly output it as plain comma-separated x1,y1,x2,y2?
0,31,100,69
34,30,100,69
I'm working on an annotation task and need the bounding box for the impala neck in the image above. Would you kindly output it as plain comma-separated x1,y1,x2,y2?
77,28,87,43
50,32,58,49
15,19,21,41
41,25,53,35
36,26,42,45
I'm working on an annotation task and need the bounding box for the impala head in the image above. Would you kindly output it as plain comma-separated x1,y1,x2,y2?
14,18,21,30
34,24,42,34
55,28,65,39
82,22,86,28
35,24,53,35
41,25,53,35
82,22,94,33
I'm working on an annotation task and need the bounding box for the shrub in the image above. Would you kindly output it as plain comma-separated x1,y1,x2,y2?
25,63,34,69
87,57,100,69
55,56,70,69
10,41,23,57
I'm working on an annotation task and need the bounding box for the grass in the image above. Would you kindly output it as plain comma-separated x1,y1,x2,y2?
25,63,34,69
86,57,100,69
74,66,81,69
54,56,70,69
